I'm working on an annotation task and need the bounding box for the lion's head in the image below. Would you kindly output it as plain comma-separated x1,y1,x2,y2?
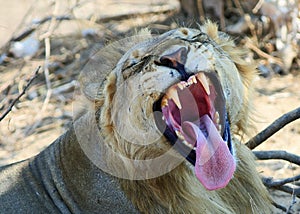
77,21,256,191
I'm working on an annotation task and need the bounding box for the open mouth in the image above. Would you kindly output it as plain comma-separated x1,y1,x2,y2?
153,71,236,190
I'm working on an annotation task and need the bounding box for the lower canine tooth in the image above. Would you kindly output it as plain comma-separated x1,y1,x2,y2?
175,130,184,140
183,140,194,149
214,112,220,124
218,125,222,132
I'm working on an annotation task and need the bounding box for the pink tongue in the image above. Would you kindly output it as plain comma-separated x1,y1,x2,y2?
182,115,236,190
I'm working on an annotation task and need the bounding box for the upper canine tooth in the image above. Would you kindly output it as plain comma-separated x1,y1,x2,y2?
196,73,210,95
166,87,182,109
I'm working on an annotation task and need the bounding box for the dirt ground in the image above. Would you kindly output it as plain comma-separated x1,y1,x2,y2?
0,0,299,213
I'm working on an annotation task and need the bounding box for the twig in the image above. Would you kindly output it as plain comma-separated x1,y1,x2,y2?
52,80,78,95
263,181,300,199
273,185,300,198
25,23,53,136
43,37,52,93
244,14,258,42
286,193,297,214
232,0,244,15
252,0,264,14
3,1,36,46
244,38,283,65
262,175,300,188
11,15,71,42
254,150,300,165
0,66,40,121
246,107,300,149
272,202,287,212
196,0,205,23
263,176,300,198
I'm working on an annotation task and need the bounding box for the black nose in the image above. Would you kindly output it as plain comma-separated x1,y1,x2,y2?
159,47,190,81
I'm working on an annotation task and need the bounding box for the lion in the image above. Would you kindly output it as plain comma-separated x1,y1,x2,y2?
0,21,273,213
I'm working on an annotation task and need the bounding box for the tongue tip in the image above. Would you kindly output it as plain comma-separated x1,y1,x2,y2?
195,152,236,191
200,161,236,191
194,137,237,191
191,113,236,191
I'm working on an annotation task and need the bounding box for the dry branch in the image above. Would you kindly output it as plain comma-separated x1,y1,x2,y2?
0,66,40,121
267,183,300,198
272,202,287,212
263,174,300,188
253,150,300,166
244,38,283,66
11,15,71,42
246,106,300,150
246,106,300,210
254,150,300,166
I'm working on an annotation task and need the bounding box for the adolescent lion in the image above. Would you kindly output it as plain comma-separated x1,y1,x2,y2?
0,22,273,213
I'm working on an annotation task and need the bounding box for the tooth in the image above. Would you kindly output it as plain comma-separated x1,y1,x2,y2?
167,87,182,109
161,97,168,107
218,125,222,132
177,83,185,90
188,75,197,85
175,130,184,140
196,73,210,95
214,112,220,124
192,76,197,84
182,140,194,149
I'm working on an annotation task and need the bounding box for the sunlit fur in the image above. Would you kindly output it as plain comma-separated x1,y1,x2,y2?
78,21,273,213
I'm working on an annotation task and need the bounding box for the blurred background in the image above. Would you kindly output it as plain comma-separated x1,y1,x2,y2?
0,0,299,212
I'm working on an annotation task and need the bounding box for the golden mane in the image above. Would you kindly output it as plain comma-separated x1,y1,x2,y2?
76,21,272,213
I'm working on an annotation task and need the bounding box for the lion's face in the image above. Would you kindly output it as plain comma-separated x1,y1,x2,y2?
79,23,255,190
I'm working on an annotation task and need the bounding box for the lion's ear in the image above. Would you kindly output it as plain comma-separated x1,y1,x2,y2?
201,20,219,41
136,28,152,37
78,43,122,101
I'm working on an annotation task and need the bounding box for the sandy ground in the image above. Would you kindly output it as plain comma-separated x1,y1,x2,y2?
0,0,299,212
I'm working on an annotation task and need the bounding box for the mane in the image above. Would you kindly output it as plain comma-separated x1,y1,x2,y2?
201,20,257,138
76,21,272,213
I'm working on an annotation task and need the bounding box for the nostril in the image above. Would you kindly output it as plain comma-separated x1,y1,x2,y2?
159,47,187,67
158,47,190,81
160,56,177,68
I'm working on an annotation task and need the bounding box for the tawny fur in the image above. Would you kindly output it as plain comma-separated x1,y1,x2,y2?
77,21,273,213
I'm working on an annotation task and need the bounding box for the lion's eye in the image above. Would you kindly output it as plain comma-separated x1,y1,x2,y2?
122,56,151,79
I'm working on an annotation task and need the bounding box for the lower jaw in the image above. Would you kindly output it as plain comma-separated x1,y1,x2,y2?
154,112,233,167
